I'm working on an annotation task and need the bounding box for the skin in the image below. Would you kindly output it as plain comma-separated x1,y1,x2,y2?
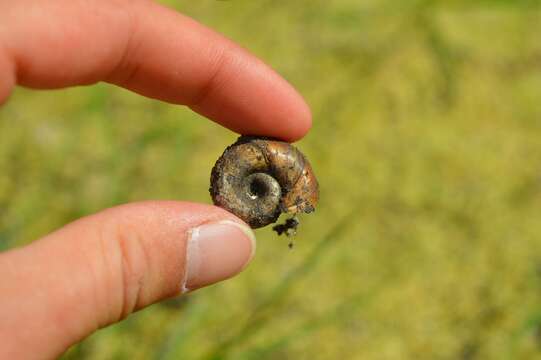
0,0,311,358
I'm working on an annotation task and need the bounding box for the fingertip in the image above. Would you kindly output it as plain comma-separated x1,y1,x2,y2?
182,219,256,293
95,201,257,294
258,72,312,142
190,69,312,142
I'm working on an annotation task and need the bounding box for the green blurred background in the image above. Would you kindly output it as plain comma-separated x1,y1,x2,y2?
1,0,541,358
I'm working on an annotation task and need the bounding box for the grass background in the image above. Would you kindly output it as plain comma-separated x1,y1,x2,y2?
1,0,541,358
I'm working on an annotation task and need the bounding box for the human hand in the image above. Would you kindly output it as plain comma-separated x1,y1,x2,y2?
0,1,311,358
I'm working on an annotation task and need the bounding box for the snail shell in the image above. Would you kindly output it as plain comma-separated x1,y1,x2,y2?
210,136,319,228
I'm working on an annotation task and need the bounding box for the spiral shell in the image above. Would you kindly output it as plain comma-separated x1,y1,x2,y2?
210,136,319,228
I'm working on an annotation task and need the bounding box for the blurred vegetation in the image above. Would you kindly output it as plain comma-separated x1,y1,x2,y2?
1,0,541,358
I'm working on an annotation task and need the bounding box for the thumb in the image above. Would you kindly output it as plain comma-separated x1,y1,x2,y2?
0,201,256,359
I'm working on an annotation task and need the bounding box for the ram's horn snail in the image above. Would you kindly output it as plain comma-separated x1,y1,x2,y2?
210,136,319,229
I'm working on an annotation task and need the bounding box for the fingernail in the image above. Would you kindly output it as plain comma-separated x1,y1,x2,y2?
182,220,256,293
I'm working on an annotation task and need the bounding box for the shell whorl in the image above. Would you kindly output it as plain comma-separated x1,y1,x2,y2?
210,136,319,228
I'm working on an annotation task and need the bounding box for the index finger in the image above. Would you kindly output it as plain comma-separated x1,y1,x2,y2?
0,0,311,141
